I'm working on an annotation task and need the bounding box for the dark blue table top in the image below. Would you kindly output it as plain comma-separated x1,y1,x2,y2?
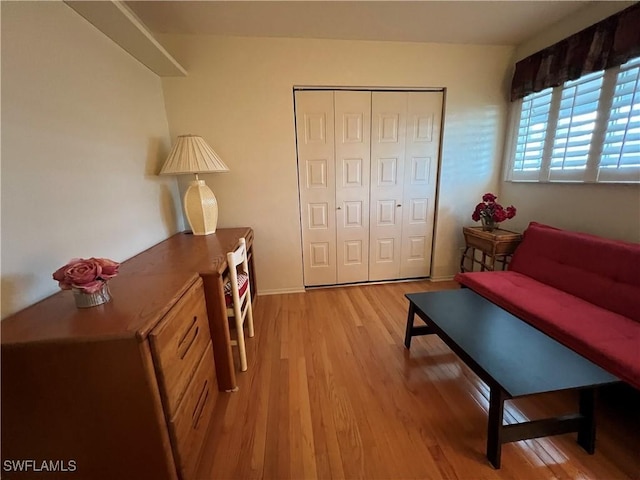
406,289,619,397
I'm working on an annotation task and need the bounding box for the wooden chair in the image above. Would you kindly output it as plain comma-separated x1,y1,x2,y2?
224,237,254,371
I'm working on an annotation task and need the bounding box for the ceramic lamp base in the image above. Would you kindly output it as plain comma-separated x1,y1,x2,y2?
184,179,218,235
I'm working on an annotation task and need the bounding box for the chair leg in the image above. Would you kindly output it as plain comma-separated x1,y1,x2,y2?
234,307,248,371
247,293,255,338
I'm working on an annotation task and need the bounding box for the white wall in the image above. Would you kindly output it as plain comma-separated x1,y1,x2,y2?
500,1,640,242
159,35,513,292
1,2,181,318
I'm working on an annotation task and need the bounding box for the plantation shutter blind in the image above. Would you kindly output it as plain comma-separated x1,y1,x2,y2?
507,55,640,183
512,88,553,181
506,3,639,183
598,56,640,182
549,71,604,181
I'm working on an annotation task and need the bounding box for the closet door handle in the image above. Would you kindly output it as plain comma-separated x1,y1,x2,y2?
397,204,402,207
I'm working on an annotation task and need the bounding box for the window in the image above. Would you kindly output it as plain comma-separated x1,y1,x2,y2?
506,56,640,183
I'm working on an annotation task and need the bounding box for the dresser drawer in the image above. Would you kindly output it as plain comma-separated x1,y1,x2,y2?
150,278,211,416
169,342,216,480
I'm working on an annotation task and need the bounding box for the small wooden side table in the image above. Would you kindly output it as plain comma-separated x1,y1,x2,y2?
460,226,522,272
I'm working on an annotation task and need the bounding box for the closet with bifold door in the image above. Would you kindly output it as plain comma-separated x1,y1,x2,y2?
295,89,443,287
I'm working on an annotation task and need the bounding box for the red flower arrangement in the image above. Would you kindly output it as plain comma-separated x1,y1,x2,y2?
52,257,120,294
472,193,516,227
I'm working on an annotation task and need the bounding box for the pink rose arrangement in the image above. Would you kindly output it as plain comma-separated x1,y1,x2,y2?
53,258,120,294
472,193,516,224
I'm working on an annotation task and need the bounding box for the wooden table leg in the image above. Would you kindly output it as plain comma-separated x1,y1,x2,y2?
487,253,496,271
404,302,416,349
577,388,596,453
460,246,470,272
487,387,506,469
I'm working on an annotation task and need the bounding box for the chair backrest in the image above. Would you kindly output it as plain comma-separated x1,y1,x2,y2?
226,238,250,306
227,237,248,272
225,237,254,372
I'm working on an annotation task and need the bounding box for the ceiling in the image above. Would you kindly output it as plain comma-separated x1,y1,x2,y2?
124,1,621,47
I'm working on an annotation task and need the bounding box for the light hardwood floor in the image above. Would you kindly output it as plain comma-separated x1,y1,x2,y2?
196,280,639,479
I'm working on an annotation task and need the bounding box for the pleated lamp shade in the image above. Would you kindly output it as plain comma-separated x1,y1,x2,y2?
160,135,230,235
160,135,229,175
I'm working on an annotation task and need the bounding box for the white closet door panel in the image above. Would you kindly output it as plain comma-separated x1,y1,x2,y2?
369,92,406,281
400,92,442,278
295,91,337,286
296,89,442,287
335,91,371,284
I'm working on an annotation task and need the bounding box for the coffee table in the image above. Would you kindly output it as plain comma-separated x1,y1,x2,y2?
404,289,619,468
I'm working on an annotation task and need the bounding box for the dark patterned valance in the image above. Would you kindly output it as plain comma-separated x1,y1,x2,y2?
510,2,640,101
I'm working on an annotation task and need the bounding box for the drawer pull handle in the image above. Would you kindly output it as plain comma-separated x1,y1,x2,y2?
192,380,210,430
178,317,199,360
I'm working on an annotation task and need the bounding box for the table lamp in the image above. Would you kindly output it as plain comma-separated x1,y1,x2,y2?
160,134,229,235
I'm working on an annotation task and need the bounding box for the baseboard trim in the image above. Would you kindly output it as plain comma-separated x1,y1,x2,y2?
258,276,457,296
305,277,448,290
257,287,306,296
429,275,456,282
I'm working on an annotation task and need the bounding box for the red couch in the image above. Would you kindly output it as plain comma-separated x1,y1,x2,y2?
454,222,640,390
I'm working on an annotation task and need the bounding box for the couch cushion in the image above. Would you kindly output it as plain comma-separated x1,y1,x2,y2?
509,222,640,323
455,271,640,389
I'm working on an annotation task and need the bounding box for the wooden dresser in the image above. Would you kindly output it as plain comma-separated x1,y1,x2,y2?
1,228,255,479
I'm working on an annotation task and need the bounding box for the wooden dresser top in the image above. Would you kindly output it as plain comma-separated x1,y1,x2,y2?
1,272,200,345
1,228,252,345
